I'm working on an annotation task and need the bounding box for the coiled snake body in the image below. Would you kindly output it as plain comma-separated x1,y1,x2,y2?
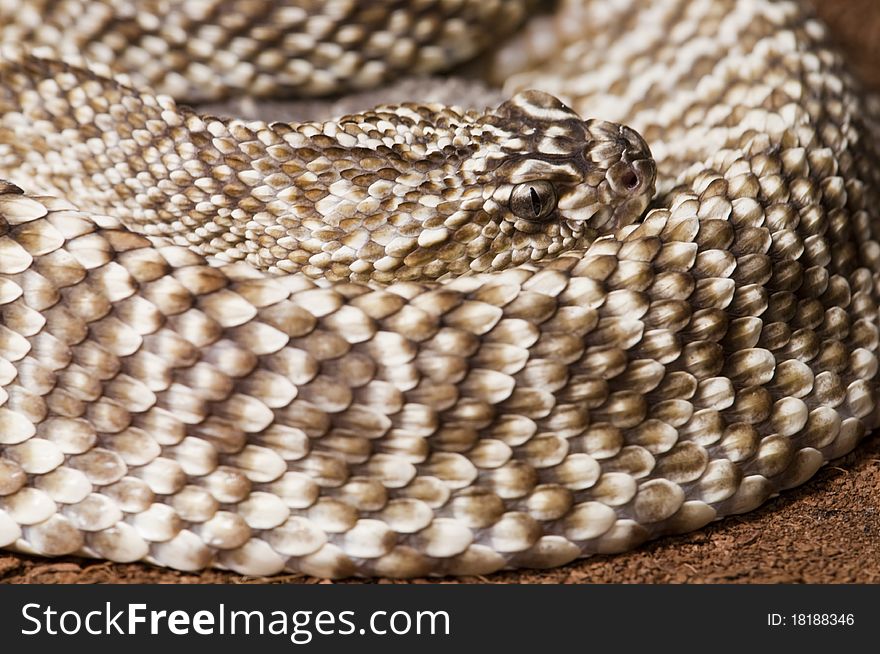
0,0,878,578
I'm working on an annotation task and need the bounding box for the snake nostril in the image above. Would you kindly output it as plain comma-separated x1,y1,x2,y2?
621,168,640,191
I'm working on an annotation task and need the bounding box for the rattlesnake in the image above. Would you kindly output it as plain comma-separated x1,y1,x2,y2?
0,0,878,579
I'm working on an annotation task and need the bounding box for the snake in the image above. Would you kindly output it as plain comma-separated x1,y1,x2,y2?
0,0,877,580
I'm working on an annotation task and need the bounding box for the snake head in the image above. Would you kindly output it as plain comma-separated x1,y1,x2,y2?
483,90,655,234
191,89,658,282
326,89,658,281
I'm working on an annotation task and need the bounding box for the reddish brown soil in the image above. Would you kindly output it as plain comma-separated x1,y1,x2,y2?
3,0,880,585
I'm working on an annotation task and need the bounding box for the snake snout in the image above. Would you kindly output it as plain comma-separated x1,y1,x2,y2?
605,126,656,227
617,125,656,190
608,157,656,198
619,124,652,161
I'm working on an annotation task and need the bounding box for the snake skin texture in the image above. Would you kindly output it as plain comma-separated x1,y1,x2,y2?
0,0,878,579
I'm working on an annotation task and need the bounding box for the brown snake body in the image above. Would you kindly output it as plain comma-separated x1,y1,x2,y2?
0,0,878,578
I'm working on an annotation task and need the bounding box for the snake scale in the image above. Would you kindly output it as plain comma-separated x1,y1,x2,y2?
0,0,878,579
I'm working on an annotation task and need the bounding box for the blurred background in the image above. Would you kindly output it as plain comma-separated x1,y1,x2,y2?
809,0,880,90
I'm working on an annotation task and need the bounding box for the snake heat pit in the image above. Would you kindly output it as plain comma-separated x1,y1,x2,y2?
0,0,878,579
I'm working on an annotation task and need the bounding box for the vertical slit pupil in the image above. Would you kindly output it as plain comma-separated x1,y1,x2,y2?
530,187,541,216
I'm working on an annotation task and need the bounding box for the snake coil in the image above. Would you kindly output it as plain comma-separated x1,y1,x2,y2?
0,0,878,578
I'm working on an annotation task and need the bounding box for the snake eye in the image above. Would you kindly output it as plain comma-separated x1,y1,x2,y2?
510,181,557,221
